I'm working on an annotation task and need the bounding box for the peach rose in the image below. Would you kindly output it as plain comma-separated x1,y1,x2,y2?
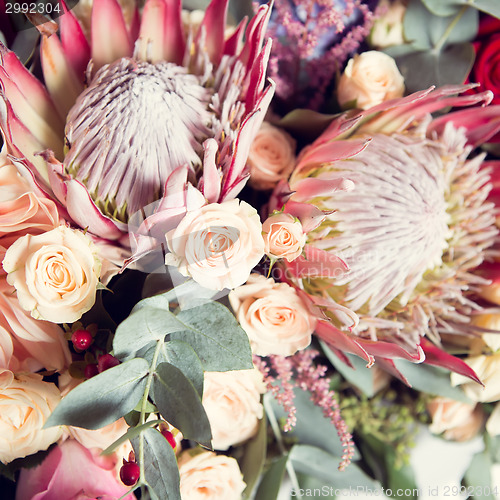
0,151,59,240
369,0,406,48
262,212,306,262
248,122,296,190
337,51,405,110
165,199,265,290
451,353,500,402
3,225,101,323
0,370,62,463
178,450,246,500
202,368,265,450
229,274,316,356
427,397,483,441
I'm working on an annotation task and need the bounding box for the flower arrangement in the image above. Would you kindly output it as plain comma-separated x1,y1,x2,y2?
0,0,500,499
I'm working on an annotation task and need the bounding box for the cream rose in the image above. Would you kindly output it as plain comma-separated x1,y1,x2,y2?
337,51,405,110
2,225,101,323
0,153,59,239
165,199,265,290
248,122,296,190
451,353,500,402
369,0,406,48
262,212,306,262
0,370,62,463
202,368,265,450
178,450,246,500
229,274,316,356
427,397,483,442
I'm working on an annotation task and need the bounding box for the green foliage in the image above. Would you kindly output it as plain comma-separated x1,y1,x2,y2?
421,0,500,18
44,288,254,500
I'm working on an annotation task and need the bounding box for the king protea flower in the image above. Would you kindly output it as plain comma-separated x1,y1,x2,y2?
0,0,274,247
273,85,500,381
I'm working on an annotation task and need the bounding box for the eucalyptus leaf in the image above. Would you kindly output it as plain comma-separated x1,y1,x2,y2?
421,0,500,17
395,43,475,94
151,362,212,448
321,342,376,397
113,307,186,360
393,359,473,402
173,302,253,371
279,109,340,143
240,414,267,500
131,427,181,500
289,444,378,489
45,358,149,430
131,293,170,313
101,419,162,456
254,455,288,500
463,449,496,499
269,387,359,459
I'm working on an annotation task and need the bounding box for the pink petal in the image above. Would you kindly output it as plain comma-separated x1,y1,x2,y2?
317,112,362,143
200,138,221,203
297,138,370,170
164,0,184,65
196,0,229,65
245,37,272,112
375,357,411,386
137,0,167,62
91,0,133,71
64,178,127,240
315,320,375,367
239,3,271,72
291,177,354,202
0,45,64,131
223,16,247,56
358,339,425,363
285,245,349,279
284,200,328,232
60,0,91,79
0,67,63,157
40,34,83,119
420,338,483,385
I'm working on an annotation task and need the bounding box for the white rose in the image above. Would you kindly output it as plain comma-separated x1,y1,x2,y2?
337,51,405,110
248,122,296,190
203,368,265,450
370,0,406,48
2,225,101,323
229,274,316,357
262,212,306,262
178,450,246,500
0,370,62,463
165,199,265,290
451,353,500,402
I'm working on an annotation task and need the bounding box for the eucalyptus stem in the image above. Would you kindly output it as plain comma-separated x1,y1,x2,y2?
433,4,469,53
138,339,164,486
263,394,303,500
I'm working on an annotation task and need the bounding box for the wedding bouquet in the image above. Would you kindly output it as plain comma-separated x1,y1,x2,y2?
0,0,499,499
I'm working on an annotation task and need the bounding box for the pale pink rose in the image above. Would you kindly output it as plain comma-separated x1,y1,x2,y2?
248,122,296,190
203,368,265,450
165,199,265,290
3,225,102,323
0,152,59,240
178,450,246,500
451,353,500,402
262,212,306,262
15,439,136,500
337,51,405,110
0,370,62,464
427,397,483,441
369,0,406,48
229,274,316,356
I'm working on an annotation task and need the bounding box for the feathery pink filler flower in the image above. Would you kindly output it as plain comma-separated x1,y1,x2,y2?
0,0,275,248
272,85,500,382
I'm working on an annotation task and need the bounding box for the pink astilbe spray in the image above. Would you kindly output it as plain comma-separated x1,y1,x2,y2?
262,0,376,110
254,349,355,471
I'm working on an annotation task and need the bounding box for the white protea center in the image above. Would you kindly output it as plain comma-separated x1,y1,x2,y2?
63,58,214,221
297,123,497,348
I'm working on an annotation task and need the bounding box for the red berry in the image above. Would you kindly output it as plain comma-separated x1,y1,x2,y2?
120,461,140,486
161,429,176,449
71,329,93,351
84,363,99,379
98,354,120,373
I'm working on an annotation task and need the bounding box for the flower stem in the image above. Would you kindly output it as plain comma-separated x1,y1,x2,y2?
263,394,303,500
433,5,469,53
